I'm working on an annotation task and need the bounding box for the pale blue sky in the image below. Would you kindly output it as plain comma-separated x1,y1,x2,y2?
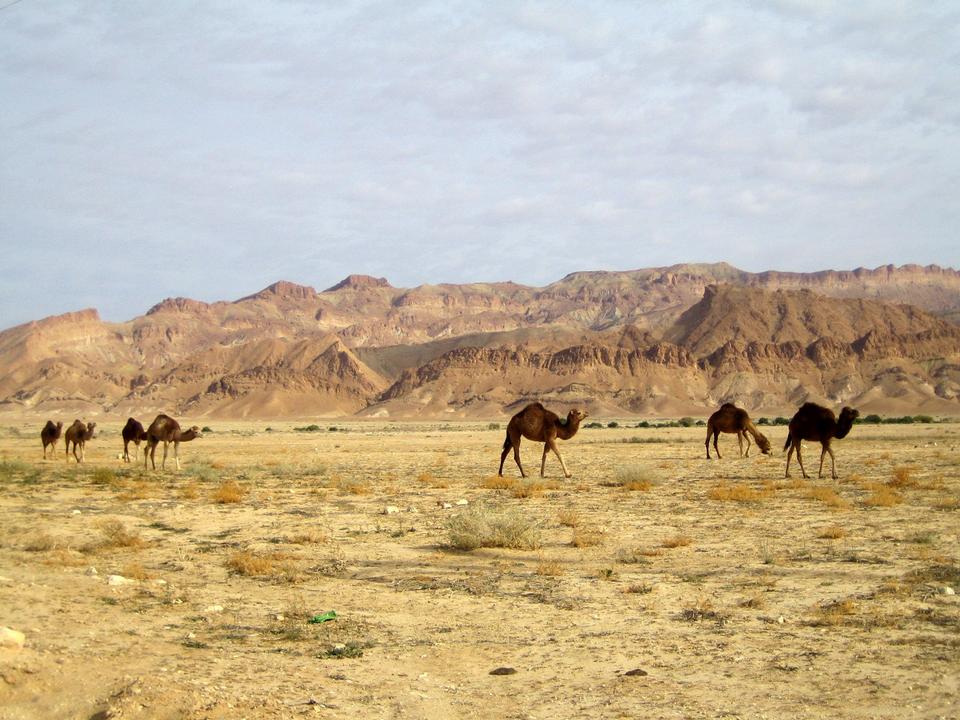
2,1,958,328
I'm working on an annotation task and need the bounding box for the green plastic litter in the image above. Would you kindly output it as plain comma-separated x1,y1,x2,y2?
309,611,337,624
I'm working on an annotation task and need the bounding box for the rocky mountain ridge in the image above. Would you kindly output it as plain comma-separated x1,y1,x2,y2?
1,263,958,419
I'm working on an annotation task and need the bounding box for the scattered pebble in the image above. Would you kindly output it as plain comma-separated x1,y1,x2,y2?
204,605,224,614
86,567,99,576
0,627,25,650
383,506,400,515
778,616,785,624
942,586,955,596
71,510,81,515
107,575,134,586
440,502,453,509
455,499,469,506
489,667,516,676
623,668,648,677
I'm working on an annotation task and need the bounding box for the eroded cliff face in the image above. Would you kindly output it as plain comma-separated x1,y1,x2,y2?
1,264,959,418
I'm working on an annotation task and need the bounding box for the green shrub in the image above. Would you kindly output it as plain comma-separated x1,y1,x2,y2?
294,424,322,432
607,421,619,428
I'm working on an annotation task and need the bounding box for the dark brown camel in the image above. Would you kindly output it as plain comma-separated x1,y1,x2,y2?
498,402,588,478
705,403,771,459
784,402,859,479
144,414,201,470
41,420,63,459
64,420,96,463
122,417,148,463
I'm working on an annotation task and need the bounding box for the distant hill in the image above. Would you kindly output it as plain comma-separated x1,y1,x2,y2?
1,263,958,419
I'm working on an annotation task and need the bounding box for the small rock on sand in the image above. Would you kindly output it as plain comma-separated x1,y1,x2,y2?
107,575,133,586
0,627,25,650
489,667,516,676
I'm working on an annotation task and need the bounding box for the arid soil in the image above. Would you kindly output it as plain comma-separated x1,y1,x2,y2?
0,420,958,719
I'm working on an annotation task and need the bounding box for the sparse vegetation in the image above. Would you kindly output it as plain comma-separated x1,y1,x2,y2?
446,503,541,551
708,482,770,503
211,480,246,503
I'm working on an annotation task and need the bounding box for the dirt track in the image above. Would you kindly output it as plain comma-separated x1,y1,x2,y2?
0,420,958,719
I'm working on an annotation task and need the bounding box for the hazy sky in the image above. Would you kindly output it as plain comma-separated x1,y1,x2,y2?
2,1,958,328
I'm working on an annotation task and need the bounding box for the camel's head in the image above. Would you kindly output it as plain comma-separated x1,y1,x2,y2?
756,433,772,455
568,409,589,423
840,407,860,423
86,422,97,438
56,421,63,430
189,425,202,438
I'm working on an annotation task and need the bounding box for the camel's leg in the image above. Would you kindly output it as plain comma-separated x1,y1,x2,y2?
79,441,85,463
66,442,70,463
737,432,744,457
785,442,793,478
547,438,571,478
161,441,169,470
817,444,827,478
43,443,47,460
705,427,712,459
827,446,837,479
123,440,129,463
540,443,549,477
713,431,721,459
174,441,181,471
511,436,525,478
498,441,511,476
796,443,808,479
743,432,751,457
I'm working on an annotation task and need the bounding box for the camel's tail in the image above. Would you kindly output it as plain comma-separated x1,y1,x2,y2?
783,434,792,452
502,432,511,451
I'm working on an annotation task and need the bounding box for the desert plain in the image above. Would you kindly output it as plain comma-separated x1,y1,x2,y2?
0,419,958,719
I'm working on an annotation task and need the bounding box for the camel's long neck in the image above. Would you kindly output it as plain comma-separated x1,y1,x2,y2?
745,421,764,442
835,417,855,440
558,417,581,440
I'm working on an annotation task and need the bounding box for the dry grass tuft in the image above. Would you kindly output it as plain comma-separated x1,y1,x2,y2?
708,482,769,503
807,598,857,626
179,482,200,500
446,503,541,551
662,535,692,549
889,466,919,488
211,480,246,504
616,546,660,563
417,471,448,488
818,525,847,540
23,532,60,552
480,475,517,490
557,508,581,527
511,479,558,498
283,529,329,545
226,550,302,581
863,484,904,508
535,555,564,576
572,526,604,548
117,481,155,501
336,477,371,495
803,486,851,510
933,495,959,511
121,561,153,580
42,548,86,567
97,520,145,550
739,593,766,609
610,466,655,492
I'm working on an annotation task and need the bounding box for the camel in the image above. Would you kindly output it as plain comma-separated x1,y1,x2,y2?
64,420,96,463
121,417,148,463
498,402,588,478
705,403,771,459
144,414,201,470
784,402,859,479
40,420,63,459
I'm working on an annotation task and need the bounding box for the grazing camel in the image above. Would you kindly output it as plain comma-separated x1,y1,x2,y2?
705,403,771,459
121,417,148,463
498,402,588,478
40,420,63,459
784,402,859,479
144,414,201,470
64,420,96,463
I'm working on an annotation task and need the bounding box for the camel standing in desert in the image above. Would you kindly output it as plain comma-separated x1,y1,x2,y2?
121,417,148,463
784,402,859,479
498,402,588,478
64,420,96,463
144,414,201,470
40,420,63,459
705,403,772,459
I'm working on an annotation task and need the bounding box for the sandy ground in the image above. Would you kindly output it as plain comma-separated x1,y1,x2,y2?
0,419,958,720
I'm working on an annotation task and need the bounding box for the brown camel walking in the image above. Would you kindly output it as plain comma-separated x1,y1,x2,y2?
41,420,63,459
144,414,200,470
784,402,859,479
705,403,771,459
122,417,148,463
498,402,588,478
64,420,96,463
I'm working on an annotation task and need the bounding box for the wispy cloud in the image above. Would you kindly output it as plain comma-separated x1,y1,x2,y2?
1,1,957,327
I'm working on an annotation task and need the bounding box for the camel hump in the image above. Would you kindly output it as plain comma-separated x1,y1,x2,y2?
43,420,57,432
719,402,737,410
